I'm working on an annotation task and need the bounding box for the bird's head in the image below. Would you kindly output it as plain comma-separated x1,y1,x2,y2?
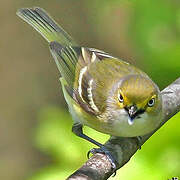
106,74,162,135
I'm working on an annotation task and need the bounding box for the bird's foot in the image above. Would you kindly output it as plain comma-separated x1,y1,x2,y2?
87,146,118,176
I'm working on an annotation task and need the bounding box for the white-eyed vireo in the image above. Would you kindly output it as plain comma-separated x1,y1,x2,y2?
17,7,163,169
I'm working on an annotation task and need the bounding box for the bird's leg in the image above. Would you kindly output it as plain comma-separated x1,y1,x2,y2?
135,136,143,149
72,123,118,171
72,123,104,147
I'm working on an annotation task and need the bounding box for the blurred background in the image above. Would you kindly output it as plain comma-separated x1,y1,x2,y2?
0,0,180,179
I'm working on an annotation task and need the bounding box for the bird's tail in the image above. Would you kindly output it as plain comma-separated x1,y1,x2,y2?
16,7,76,46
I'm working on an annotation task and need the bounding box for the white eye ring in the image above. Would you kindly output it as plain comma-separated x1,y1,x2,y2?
118,93,124,103
148,98,155,107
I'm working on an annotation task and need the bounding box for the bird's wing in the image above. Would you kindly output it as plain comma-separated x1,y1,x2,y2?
49,42,124,115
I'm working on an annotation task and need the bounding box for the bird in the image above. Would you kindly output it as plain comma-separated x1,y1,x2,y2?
17,7,163,170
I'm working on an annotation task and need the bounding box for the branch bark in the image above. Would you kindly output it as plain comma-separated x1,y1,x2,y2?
67,78,180,180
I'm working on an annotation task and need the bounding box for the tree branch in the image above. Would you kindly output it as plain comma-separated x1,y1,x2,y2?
67,78,180,180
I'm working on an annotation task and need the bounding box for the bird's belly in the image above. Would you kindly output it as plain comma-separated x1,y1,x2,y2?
70,103,162,137
70,103,109,132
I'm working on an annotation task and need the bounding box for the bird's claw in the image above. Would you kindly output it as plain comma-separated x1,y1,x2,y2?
87,146,118,176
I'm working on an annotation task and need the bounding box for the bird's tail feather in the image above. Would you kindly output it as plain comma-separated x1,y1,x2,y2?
16,7,76,46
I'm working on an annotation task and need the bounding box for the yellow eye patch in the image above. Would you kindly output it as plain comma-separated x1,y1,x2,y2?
117,90,157,110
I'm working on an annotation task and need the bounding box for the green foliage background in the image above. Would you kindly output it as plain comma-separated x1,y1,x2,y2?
0,0,179,179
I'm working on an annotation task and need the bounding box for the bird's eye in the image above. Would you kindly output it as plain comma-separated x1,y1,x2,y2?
118,93,124,103
147,98,155,107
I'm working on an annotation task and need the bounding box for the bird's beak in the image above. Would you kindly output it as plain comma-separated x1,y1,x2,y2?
126,105,138,125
